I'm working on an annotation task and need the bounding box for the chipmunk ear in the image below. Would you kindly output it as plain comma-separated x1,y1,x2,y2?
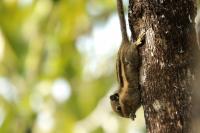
110,93,119,101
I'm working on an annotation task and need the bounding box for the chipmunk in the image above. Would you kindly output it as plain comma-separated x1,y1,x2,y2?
109,0,145,120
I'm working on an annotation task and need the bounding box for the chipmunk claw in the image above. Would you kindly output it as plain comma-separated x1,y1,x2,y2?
135,29,146,46
129,113,136,120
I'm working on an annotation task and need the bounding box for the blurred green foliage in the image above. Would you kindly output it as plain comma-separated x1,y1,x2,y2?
0,0,154,132
0,0,118,133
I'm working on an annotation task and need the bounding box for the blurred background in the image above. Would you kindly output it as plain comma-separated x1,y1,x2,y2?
4,0,200,133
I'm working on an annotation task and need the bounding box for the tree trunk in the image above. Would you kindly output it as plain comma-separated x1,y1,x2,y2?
128,0,197,132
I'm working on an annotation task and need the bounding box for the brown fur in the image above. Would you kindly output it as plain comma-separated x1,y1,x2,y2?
109,0,145,120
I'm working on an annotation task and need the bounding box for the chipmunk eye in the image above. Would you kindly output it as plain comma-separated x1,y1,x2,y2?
116,106,121,112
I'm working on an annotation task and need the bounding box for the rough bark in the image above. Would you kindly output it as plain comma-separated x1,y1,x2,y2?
192,9,200,132
128,0,197,132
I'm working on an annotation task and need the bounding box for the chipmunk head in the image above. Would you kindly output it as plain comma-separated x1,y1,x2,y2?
110,92,137,120
110,93,124,117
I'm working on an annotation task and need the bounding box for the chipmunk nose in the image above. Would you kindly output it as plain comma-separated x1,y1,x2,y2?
110,93,119,101
110,95,116,101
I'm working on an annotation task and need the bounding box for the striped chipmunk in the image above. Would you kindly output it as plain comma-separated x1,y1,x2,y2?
109,0,145,120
